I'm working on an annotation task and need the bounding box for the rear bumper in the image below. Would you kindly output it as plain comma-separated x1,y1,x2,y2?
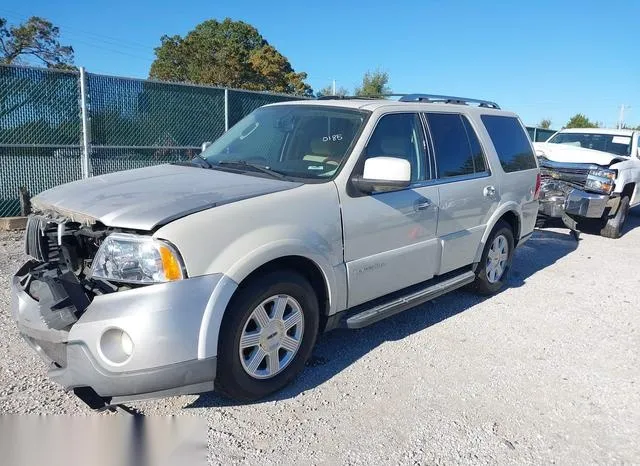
12,263,221,407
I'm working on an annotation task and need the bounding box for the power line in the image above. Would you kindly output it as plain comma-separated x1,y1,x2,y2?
0,8,157,53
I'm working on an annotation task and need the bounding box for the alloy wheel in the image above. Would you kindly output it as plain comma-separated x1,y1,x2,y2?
238,294,304,379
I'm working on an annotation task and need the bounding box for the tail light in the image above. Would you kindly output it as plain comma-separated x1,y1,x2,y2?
534,172,541,200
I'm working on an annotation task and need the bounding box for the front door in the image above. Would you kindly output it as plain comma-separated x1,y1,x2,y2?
340,112,441,308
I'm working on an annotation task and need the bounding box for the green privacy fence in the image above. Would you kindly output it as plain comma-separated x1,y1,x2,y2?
526,126,557,142
0,64,305,217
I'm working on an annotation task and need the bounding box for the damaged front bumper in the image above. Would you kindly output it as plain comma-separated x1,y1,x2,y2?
539,187,619,220
11,261,220,409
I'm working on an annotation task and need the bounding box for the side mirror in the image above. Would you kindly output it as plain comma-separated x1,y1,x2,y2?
201,141,212,152
352,156,411,193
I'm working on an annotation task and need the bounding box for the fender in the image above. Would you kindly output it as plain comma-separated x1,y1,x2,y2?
473,201,522,263
196,234,342,360
610,159,640,206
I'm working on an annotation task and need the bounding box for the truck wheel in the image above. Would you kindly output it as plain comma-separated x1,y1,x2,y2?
215,270,319,402
472,220,515,296
601,196,629,239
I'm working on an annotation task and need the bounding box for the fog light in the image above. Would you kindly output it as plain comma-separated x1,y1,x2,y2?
100,328,134,364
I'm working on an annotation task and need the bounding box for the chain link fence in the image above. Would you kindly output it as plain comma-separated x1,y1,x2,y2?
0,64,306,217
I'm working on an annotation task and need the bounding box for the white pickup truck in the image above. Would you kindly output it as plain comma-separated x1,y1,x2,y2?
535,128,640,238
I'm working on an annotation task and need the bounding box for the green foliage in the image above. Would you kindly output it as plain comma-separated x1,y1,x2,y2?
354,69,391,97
539,118,552,129
317,84,348,97
149,18,312,96
0,17,74,68
565,113,599,129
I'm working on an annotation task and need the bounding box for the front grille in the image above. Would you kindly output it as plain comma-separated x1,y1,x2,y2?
540,167,588,190
538,157,593,191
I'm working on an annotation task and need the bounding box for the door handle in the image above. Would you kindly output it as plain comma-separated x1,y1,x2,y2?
483,185,497,198
414,199,432,211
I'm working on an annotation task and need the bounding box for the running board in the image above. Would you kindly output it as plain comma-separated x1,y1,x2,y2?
345,271,476,329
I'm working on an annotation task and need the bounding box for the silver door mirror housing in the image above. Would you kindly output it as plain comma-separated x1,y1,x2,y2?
353,156,411,193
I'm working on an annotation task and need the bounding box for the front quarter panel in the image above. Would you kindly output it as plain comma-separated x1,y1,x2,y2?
610,159,640,205
153,182,345,358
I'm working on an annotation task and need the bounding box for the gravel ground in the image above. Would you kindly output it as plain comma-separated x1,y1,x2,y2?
1,214,639,465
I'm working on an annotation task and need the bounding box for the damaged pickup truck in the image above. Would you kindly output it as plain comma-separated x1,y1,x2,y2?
535,128,640,238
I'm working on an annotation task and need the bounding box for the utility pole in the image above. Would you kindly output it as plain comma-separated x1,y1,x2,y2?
618,104,630,129
332,79,336,96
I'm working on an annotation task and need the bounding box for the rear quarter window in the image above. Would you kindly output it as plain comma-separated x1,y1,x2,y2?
481,115,537,172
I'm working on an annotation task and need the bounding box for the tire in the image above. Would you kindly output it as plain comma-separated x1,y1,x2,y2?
215,270,319,402
601,196,630,239
472,220,515,296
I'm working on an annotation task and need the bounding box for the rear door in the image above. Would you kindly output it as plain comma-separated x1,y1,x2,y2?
340,112,441,308
424,112,498,274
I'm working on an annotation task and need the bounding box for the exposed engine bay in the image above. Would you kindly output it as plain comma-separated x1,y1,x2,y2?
18,214,128,331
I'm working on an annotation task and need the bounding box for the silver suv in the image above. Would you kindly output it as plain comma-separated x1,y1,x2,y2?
11,94,540,409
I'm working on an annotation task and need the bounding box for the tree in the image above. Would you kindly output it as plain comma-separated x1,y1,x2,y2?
0,17,74,68
538,118,552,129
565,113,599,129
354,69,391,97
149,18,312,96
317,84,348,97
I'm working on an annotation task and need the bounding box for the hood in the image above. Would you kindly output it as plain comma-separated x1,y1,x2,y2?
32,164,301,230
534,142,627,166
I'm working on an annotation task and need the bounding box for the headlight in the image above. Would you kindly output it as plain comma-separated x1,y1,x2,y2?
91,233,185,284
586,168,616,194
589,168,616,181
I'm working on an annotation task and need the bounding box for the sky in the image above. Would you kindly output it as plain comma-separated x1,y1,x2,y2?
1,0,638,128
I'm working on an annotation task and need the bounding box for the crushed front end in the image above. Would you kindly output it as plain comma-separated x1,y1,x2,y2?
12,214,219,410
537,158,620,232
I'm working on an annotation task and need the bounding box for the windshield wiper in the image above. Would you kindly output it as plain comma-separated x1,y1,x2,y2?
192,154,214,169
217,160,288,180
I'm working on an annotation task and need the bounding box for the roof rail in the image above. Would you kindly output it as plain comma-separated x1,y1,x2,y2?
316,93,500,109
398,94,500,109
317,93,411,101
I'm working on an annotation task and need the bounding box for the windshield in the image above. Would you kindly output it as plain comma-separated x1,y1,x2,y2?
201,105,368,180
547,132,632,156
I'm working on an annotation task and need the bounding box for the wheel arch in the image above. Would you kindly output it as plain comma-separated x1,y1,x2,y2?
474,204,522,263
197,246,340,360
621,182,636,202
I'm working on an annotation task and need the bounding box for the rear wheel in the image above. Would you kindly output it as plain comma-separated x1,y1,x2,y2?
472,221,515,295
215,270,319,402
601,196,629,239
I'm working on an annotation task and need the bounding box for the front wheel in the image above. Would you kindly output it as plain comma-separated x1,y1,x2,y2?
215,270,319,402
472,220,515,295
600,196,630,239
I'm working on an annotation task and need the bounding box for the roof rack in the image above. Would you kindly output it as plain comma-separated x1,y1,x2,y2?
398,94,500,109
317,93,411,101
316,93,500,109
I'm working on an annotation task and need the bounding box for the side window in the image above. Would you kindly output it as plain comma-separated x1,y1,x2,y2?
481,115,537,172
426,113,481,178
365,113,426,182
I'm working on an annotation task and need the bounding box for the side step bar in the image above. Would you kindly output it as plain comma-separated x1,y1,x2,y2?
345,271,476,329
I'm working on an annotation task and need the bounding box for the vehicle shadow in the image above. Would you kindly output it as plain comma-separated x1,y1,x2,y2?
185,228,579,409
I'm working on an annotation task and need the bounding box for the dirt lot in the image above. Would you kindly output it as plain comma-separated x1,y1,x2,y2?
1,214,639,465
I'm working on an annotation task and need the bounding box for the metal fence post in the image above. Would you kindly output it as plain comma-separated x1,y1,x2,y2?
224,88,229,132
79,67,92,178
